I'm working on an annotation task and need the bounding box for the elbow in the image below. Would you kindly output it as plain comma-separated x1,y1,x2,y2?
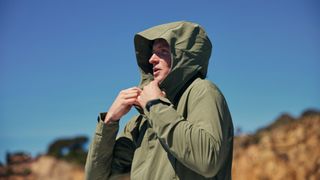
196,145,222,178
196,161,219,178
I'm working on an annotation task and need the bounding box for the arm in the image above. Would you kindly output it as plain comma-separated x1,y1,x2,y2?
144,81,233,178
85,113,137,180
85,87,141,179
85,113,119,180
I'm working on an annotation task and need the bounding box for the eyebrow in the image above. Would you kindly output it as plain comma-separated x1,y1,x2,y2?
152,46,170,53
153,43,169,49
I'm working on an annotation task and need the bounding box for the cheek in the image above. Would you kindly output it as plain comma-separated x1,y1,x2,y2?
159,58,171,76
163,62,171,73
164,58,172,69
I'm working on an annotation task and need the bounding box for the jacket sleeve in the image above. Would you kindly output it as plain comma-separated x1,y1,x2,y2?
85,113,136,180
144,81,233,178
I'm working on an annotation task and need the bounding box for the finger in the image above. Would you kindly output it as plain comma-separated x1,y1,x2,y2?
124,98,138,105
127,87,142,92
120,90,140,97
133,99,141,107
124,88,142,94
124,92,140,99
161,91,166,96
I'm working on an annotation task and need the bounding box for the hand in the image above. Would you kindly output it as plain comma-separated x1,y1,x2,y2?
104,87,142,124
137,81,166,108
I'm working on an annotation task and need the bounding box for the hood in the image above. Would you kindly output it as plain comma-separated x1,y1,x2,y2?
134,21,212,103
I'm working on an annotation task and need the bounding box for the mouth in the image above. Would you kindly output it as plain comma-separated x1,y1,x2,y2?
153,67,160,76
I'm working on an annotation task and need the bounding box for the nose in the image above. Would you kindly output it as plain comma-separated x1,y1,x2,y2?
149,53,159,65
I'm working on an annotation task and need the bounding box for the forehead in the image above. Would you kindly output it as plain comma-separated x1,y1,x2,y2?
153,39,169,49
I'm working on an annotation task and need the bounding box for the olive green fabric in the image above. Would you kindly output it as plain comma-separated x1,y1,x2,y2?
134,21,212,103
85,21,234,180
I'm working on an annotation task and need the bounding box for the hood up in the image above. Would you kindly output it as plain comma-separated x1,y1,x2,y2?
134,21,212,104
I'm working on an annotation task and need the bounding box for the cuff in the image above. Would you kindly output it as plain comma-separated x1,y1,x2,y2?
95,112,119,136
144,97,172,122
97,112,119,124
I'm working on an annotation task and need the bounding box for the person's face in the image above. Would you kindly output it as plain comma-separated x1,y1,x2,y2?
149,39,171,83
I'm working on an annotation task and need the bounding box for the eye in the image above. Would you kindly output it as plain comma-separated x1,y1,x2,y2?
161,49,170,55
152,47,171,58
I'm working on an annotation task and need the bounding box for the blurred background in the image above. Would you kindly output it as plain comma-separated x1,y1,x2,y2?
1,0,319,179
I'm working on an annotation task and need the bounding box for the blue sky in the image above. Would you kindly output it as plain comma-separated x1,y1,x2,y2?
1,0,319,162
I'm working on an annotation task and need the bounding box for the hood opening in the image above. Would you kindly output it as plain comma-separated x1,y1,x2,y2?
134,21,212,103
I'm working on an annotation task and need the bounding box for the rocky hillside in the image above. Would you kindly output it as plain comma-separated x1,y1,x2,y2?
31,156,84,180
1,109,319,180
232,109,320,180
0,155,84,180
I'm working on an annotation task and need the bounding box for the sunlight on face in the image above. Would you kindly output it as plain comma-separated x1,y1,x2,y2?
149,39,171,83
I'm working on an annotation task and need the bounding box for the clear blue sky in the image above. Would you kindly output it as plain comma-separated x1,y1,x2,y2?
1,0,319,162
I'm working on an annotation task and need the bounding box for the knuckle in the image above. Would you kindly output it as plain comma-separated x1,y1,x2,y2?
123,101,129,106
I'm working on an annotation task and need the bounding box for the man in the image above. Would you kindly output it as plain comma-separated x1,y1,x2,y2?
85,21,234,180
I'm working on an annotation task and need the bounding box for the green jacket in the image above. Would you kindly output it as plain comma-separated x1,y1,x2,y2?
85,21,234,180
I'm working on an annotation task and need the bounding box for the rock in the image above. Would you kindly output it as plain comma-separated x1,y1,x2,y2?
232,110,320,179
31,156,84,180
